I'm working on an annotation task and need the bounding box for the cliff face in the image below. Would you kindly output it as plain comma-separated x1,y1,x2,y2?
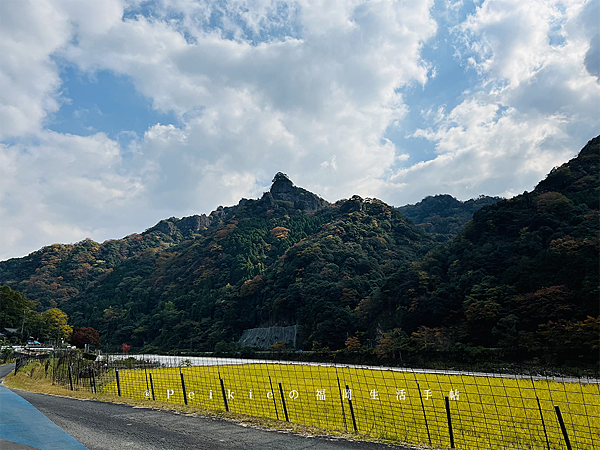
264,172,329,212
149,214,213,236
270,173,295,201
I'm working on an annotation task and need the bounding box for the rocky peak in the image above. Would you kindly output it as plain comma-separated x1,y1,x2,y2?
263,172,329,212
270,172,295,202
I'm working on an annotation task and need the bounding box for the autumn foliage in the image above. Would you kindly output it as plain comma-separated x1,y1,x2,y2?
70,326,101,348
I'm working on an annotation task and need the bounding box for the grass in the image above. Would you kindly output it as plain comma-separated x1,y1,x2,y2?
5,361,599,449
99,363,600,450
2,362,407,448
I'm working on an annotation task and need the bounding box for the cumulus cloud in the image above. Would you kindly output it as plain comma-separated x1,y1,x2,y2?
0,130,145,259
393,0,600,203
1,0,437,259
395,100,573,199
57,0,437,201
1,0,599,260
0,0,69,139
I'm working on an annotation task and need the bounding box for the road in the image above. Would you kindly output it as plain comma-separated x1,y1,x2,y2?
1,364,412,450
0,363,15,378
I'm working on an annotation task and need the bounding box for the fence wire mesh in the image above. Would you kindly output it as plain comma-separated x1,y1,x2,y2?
15,352,600,450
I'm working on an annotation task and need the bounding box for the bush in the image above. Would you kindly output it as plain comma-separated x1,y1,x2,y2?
1,344,14,363
82,352,97,361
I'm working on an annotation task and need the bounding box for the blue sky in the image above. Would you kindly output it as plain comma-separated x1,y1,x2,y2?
48,67,178,144
1,0,599,260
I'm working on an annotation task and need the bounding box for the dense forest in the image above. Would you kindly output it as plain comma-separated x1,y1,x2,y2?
1,137,598,368
0,286,72,344
397,194,502,241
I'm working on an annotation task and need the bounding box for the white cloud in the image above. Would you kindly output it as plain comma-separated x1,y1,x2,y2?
0,0,69,139
395,100,572,200
1,0,598,260
455,0,561,85
56,0,437,202
0,0,439,259
0,130,147,260
393,0,599,203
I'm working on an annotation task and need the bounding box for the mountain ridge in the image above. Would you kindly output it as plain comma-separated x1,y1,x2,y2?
1,136,598,367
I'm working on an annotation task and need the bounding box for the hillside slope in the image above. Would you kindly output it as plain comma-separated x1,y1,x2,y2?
370,136,599,364
1,138,597,366
0,174,435,351
398,194,502,241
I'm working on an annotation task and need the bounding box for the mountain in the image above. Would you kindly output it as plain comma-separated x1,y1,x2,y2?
0,172,329,311
398,194,503,241
370,135,599,365
1,138,598,367
0,173,434,351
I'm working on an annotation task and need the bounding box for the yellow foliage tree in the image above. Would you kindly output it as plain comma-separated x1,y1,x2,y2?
345,336,361,352
43,308,72,342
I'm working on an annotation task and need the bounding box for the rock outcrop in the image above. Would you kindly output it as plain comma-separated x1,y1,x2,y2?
265,172,328,212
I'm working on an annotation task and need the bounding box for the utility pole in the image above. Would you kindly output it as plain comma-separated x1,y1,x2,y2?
56,320,60,350
20,309,26,341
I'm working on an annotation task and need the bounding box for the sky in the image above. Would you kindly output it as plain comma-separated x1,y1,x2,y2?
1,0,599,261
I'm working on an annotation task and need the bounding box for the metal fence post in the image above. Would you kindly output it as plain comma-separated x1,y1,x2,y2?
554,405,572,450
345,384,358,433
278,383,289,422
116,369,121,396
536,397,551,450
268,376,279,420
181,372,188,405
445,396,455,448
91,367,97,394
68,364,74,391
149,373,155,400
219,377,229,412
416,381,431,445
336,376,347,430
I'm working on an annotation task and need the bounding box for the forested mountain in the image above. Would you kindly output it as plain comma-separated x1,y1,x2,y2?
0,173,329,311
398,194,502,241
0,173,434,351
1,137,598,367
62,195,434,352
370,136,599,364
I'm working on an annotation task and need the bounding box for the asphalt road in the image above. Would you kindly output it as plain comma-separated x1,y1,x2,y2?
0,363,15,379
1,361,412,450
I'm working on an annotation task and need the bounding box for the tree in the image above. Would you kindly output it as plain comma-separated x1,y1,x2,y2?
345,336,361,352
121,343,131,353
375,328,409,360
0,286,35,331
42,308,72,342
410,326,453,352
0,344,14,362
70,326,101,349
